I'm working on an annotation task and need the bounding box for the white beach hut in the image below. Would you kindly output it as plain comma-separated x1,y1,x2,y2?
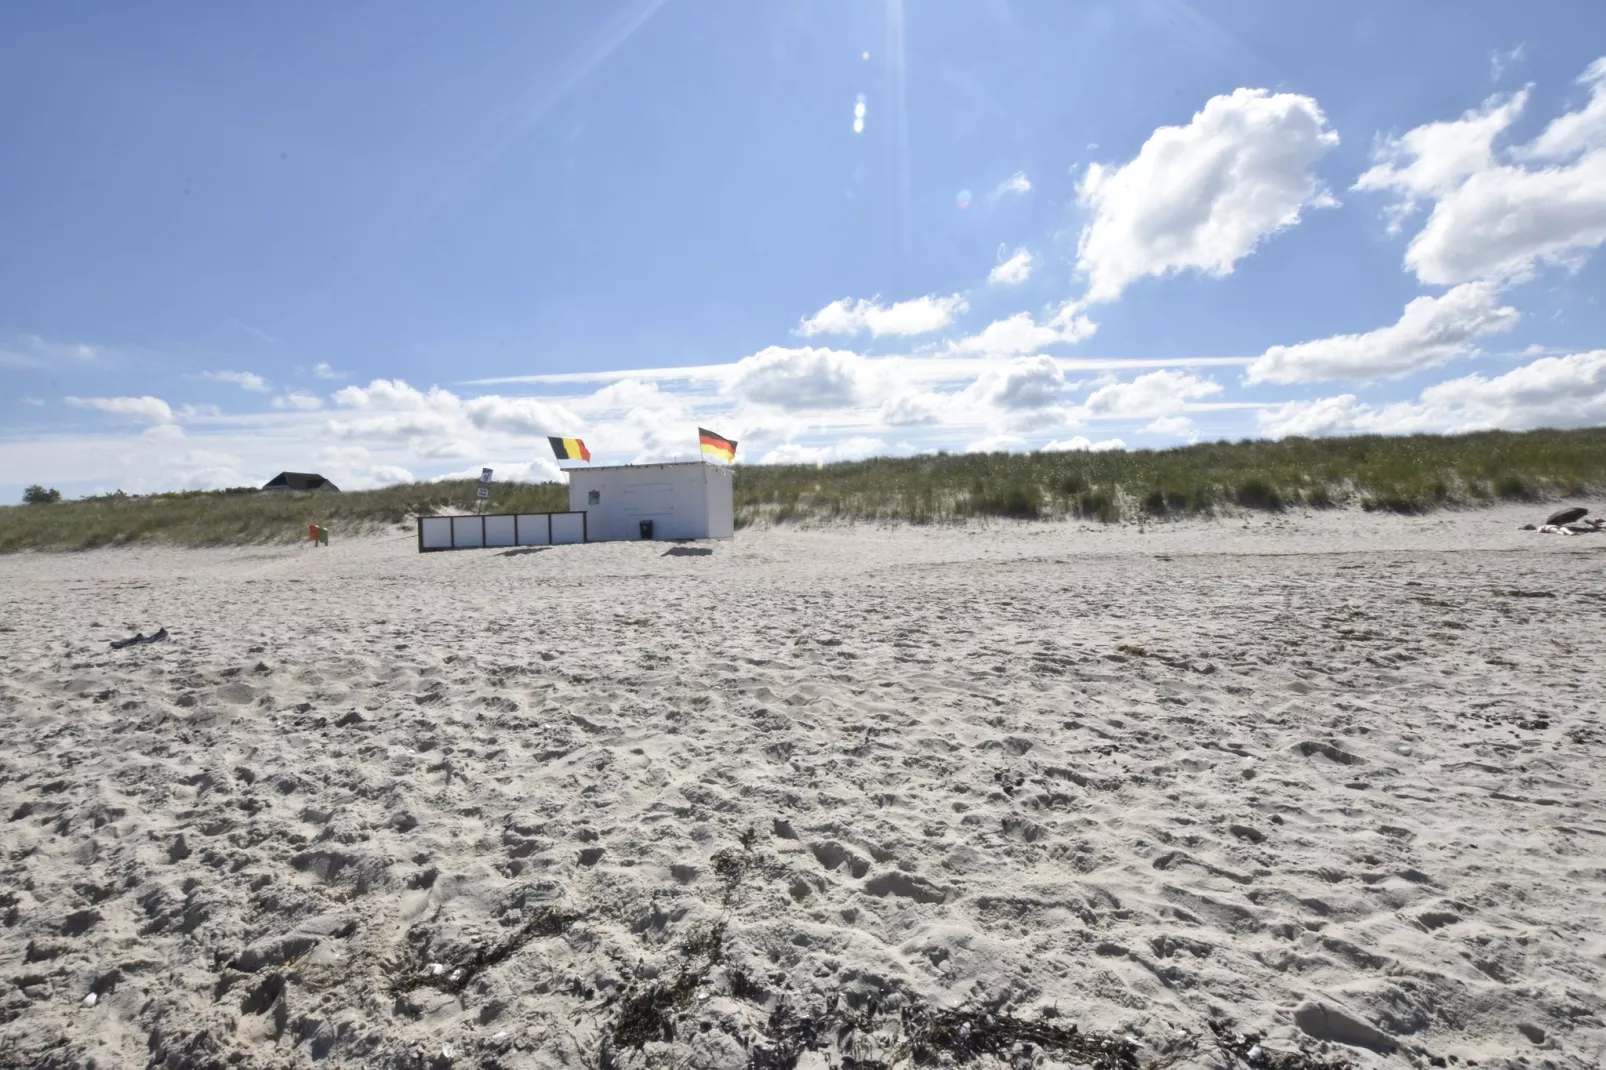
566,461,734,542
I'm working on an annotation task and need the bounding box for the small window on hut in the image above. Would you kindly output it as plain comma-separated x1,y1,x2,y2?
588,490,601,505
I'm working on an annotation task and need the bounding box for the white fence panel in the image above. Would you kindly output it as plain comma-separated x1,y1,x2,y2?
484,515,516,548
516,515,551,546
451,516,484,548
420,517,453,550
551,513,585,544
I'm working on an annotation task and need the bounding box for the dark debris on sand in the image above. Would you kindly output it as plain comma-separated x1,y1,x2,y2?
388,905,579,998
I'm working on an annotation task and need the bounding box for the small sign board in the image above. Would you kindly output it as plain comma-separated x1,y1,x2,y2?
476,485,489,500
479,468,493,485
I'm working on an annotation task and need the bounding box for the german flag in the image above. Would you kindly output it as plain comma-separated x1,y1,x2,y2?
548,436,591,462
699,427,737,463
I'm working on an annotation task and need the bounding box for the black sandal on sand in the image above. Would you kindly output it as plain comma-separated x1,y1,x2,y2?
110,627,169,649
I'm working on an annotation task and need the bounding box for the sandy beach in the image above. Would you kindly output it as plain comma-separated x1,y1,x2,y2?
1,506,1603,1069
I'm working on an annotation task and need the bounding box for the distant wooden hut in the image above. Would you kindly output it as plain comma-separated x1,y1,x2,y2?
263,472,340,492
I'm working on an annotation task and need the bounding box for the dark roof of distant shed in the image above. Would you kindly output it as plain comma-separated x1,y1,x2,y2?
263,472,340,492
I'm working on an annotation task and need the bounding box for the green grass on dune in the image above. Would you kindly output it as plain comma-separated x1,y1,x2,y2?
2,428,1602,551
0,480,568,553
727,427,1606,527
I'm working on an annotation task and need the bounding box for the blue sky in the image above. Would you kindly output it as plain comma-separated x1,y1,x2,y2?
3,1,1605,498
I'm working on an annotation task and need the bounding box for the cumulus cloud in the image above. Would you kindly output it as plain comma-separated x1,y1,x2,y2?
1521,57,1606,159
966,356,1066,410
1081,369,1222,417
1042,435,1126,452
1144,415,1196,438
141,423,186,442
312,362,344,380
438,458,563,484
988,247,1034,286
1258,349,1606,437
1355,58,1606,285
1353,89,1528,228
367,465,415,486
1077,87,1340,302
991,171,1032,199
758,436,890,465
325,379,580,442
272,392,324,411
728,346,874,410
199,370,269,392
462,395,581,436
879,392,950,426
949,303,1096,357
965,433,1029,454
797,294,968,338
65,395,174,424
1244,281,1520,384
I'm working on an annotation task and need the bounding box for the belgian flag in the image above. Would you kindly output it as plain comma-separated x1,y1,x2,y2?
548,436,591,462
699,427,737,463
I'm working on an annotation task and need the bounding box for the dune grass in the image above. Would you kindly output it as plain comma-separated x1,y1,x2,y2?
0,480,568,553
2,428,1602,551
727,427,1606,527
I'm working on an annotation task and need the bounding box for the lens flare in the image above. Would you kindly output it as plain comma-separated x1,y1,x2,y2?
956,189,972,209
853,93,867,134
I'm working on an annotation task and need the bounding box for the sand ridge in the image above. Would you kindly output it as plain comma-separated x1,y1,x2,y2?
0,507,1603,1068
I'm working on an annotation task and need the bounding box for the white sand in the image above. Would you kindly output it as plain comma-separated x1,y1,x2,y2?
1,506,1603,1069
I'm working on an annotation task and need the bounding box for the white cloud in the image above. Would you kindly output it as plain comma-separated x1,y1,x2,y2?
966,433,1029,454
1353,89,1528,227
326,379,580,441
1244,281,1520,384
327,410,456,440
313,362,344,380
0,334,100,370
331,379,439,410
758,436,889,465
1521,57,1606,159
1258,349,1606,437
22,397,45,407
1256,394,1373,438
1490,44,1525,83
141,423,186,443
988,247,1034,286
199,370,269,392
879,391,951,426
949,303,1096,357
1081,369,1221,417
575,378,685,415
1077,87,1339,302
991,171,1031,199
368,465,415,486
437,457,563,484
966,356,1066,410
1144,415,1196,438
1042,435,1126,452
1355,58,1606,285
461,395,581,436
417,439,482,460
272,392,324,411
728,346,874,410
65,395,174,424
797,294,969,338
